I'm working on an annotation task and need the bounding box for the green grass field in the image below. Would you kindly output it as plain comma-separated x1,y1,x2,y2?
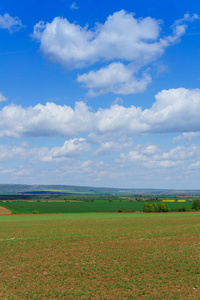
0,213,199,299
0,200,193,214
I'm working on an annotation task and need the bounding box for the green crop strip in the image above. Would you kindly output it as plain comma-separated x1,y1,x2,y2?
0,200,192,214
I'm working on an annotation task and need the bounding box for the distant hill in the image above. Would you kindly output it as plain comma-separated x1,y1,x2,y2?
0,184,200,195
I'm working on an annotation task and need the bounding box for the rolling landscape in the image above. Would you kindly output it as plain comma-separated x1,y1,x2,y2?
0,183,199,214
1,184,200,195
1,0,200,299
0,185,200,298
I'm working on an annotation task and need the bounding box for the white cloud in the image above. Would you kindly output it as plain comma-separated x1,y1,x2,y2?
145,160,182,168
0,92,7,102
0,167,16,175
0,144,28,161
117,143,200,169
112,97,123,105
0,13,23,33
172,13,199,28
33,10,196,69
77,63,152,97
93,88,200,138
159,145,200,161
32,10,198,96
0,88,200,139
0,101,92,138
0,138,90,164
147,88,200,133
188,161,200,169
94,141,131,156
70,2,79,10
2,139,199,175
41,138,90,162
173,132,200,143
14,168,33,176
0,140,199,188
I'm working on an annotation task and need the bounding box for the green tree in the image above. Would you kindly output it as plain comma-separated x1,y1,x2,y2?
156,202,169,212
143,202,169,213
143,202,154,212
192,199,200,210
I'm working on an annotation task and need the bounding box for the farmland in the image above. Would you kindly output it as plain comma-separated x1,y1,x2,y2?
0,183,200,196
0,200,193,214
0,213,199,299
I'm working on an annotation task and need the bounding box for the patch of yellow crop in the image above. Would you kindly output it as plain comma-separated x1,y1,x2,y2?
163,200,175,202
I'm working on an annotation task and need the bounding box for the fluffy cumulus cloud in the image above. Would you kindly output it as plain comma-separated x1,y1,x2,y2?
0,13,23,32
1,87,199,185
0,101,92,138
0,88,200,139
77,63,152,97
41,138,90,162
0,138,90,163
147,88,200,133
1,139,199,187
117,143,200,169
32,10,198,95
90,88,200,138
33,11,197,69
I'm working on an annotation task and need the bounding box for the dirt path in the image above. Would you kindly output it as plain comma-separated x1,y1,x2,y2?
0,206,11,215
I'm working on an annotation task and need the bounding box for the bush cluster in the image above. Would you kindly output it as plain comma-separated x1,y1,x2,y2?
192,199,200,210
117,209,135,213
143,202,169,212
170,207,187,212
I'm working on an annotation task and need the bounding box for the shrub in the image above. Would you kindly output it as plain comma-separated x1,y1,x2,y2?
192,199,200,210
143,202,154,212
118,209,124,213
143,202,169,213
32,210,41,214
156,202,170,212
170,207,187,212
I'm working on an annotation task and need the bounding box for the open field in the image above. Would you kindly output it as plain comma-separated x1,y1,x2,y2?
0,201,193,214
0,213,199,299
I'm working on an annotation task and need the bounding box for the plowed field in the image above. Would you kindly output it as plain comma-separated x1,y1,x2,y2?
0,213,199,299
0,206,11,215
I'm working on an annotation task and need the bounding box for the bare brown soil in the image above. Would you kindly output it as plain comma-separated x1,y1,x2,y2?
0,206,11,215
0,214,199,299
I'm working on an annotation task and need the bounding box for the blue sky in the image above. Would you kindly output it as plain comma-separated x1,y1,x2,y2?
0,0,200,189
